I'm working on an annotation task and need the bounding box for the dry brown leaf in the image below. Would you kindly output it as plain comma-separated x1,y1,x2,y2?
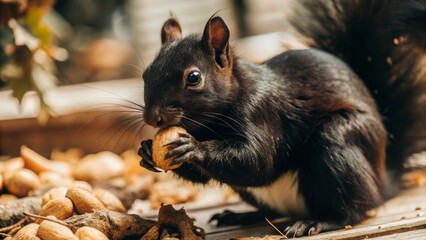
158,205,204,240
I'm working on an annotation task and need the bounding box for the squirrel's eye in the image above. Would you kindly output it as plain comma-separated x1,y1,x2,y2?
186,71,201,86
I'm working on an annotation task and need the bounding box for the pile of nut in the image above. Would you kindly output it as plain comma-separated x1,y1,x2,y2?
15,222,107,240
1,146,129,200
0,146,138,239
14,186,124,239
0,144,239,239
0,145,204,209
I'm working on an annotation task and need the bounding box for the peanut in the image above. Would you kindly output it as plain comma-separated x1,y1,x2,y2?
11,223,39,240
75,227,108,240
152,126,187,171
65,187,105,214
21,145,71,176
37,197,74,223
37,220,77,240
93,188,126,212
4,169,40,197
72,152,124,183
41,187,68,206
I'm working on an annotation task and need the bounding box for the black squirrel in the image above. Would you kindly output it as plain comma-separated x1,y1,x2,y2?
137,0,426,237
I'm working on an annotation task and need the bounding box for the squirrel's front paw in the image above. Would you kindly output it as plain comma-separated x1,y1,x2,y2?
163,133,203,166
138,139,161,172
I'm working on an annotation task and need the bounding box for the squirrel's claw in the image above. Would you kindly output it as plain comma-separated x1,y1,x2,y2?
164,141,194,159
283,220,342,237
139,140,153,157
168,152,192,166
164,133,202,165
163,136,190,147
140,158,161,172
138,140,161,172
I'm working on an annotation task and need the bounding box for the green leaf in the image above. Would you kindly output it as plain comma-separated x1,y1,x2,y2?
2,63,32,102
0,45,33,102
1,1,56,122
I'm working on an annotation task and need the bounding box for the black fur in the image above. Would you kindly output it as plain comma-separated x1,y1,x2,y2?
290,0,426,169
139,14,389,236
138,1,426,236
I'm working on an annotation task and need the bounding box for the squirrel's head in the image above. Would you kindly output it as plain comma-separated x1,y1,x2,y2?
142,16,235,128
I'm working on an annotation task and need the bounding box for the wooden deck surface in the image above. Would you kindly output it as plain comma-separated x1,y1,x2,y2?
178,186,426,240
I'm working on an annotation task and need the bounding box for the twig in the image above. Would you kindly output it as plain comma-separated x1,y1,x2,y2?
265,218,287,238
23,212,70,228
0,217,28,234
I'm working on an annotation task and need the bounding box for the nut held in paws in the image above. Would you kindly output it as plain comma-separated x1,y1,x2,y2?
152,126,187,171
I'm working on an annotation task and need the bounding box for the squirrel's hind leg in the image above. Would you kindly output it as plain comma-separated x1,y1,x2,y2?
283,220,342,237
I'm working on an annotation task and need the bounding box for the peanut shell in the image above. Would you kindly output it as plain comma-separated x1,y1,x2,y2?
4,169,40,197
37,220,77,240
69,181,93,192
39,171,71,186
21,145,71,176
93,188,126,212
41,187,68,206
72,152,124,183
11,223,40,240
1,157,24,172
75,227,108,240
152,126,187,171
65,187,106,214
37,197,74,223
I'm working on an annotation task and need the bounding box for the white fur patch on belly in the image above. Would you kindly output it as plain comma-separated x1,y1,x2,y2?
246,171,308,217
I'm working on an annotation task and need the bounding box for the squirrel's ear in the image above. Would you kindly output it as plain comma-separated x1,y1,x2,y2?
161,18,182,45
202,16,231,68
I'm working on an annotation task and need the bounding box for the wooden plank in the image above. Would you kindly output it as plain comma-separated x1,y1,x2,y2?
204,186,426,239
226,217,426,240
359,186,426,226
297,216,426,240
370,229,426,240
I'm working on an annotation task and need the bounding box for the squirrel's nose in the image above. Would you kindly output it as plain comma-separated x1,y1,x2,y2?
154,116,164,128
146,115,164,128
143,108,164,128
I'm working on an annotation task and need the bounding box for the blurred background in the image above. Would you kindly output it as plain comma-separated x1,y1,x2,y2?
0,0,299,157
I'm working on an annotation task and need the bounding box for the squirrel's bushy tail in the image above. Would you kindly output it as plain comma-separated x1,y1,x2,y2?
289,0,426,170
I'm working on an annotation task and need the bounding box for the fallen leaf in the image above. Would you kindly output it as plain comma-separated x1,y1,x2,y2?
158,205,205,240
